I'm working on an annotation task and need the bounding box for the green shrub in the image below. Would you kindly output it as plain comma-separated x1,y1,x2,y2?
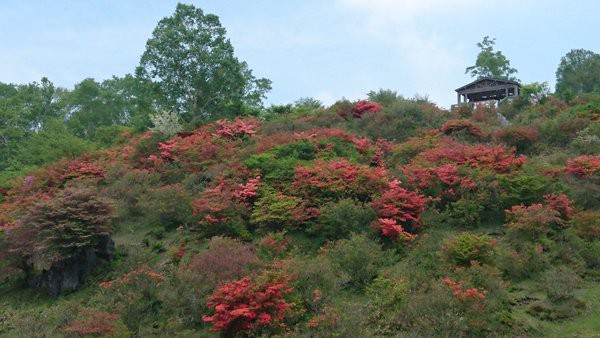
527,298,586,321
137,183,194,229
500,175,549,207
309,199,376,240
283,255,341,310
250,190,306,232
441,198,484,228
497,245,547,280
570,211,600,240
444,232,496,266
326,233,386,289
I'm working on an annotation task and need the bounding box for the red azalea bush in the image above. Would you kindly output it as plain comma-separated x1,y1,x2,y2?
371,180,428,238
441,119,485,139
420,141,526,173
191,174,260,238
291,159,388,203
442,277,487,303
214,116,259,139
403,163,477,200
202,275,295,336
543,193,574,219
352,100,383,118
565,155,600,178
155,129,228,172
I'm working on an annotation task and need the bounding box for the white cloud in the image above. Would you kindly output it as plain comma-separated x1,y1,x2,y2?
335,0,483,107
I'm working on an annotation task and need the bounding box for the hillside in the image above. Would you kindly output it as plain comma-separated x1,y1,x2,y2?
0,92,599,337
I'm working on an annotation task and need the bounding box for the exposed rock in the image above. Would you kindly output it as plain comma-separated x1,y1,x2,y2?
25,235,115,297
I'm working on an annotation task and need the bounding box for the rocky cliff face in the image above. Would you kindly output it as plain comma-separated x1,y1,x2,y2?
25,235,114,296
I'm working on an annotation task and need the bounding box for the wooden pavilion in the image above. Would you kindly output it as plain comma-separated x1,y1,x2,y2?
455,77,520,105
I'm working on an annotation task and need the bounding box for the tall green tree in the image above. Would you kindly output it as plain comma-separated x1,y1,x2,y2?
465,36,518,81
136,3,271,123
555,49,600,100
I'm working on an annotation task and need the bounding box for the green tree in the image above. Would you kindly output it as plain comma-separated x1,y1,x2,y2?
137,3,271,123
465,36,518,81
555,49,600,100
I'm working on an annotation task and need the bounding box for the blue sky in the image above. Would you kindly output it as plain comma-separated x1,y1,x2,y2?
0,0,598,108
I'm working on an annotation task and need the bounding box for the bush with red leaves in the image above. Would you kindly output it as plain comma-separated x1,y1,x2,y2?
565,155,600,178
420,141,526,173
202,275,295,336
191,175,260,238
442,277,487,303
214,116,259,139
291,159,388,203
543,193,574,219
371,180,428,238
441,119,485,139
335,100,382,120
403,163,477,201
352,100,383,118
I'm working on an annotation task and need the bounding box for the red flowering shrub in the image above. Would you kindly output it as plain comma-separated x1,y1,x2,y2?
441,119,484,139
155,129,228,172
565,155,600,178
335,100,382,120
291,159,388,203
403,163,477,200
202,275,295,336
61,160,105,181
214,116,259,139
352,100,383,118
232,176,261,203
372,218,416,242
543,193,574,219
371,180,428,237
420,140,526,173
442,278,487,302
191,175,261,238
